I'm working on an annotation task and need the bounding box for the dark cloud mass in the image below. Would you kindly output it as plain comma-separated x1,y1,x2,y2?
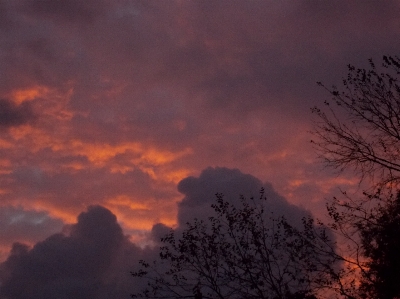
24,0,106,23
0,206,63,244
0,99,35,128
0,206,141,299
150,167,313,247
0,169,314,298
0,0,399,297
176,167,311,228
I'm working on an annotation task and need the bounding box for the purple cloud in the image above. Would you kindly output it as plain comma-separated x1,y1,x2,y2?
0,99,35,128
0,206,142,299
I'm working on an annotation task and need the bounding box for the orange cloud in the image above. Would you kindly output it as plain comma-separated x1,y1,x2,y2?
9,86,50,104
15,201,77,224
105,194,178,231
106,195,149,210
163,168,192,184
65,140,192,167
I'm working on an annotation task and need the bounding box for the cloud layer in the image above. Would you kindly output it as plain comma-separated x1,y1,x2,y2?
0,99,35,128
0,0,399,277
1,168,317,298
0,205,142,299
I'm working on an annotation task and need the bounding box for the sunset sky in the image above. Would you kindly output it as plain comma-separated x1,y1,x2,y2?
0,1,400,297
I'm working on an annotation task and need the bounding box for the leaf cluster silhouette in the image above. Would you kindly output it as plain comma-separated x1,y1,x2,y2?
132,190,335,299
311,55,400,299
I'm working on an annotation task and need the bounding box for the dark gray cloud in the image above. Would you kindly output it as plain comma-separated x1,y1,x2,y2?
120,0,400,119
22,0,109,24
0,99,35,128
0,0,14,30
0,169,329,298
2,0,400,124
0,206,63,244
146,167,330,299
0,2,398,294
151,167,313,238
0,205,143,299
177,167,264,226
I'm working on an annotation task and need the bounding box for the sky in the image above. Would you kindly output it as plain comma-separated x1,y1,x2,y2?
0,0,400,297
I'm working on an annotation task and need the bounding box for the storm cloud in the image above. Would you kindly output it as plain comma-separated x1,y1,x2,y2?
0,205,141,299
147,167,315,253
0,1,399,296
0,99,35,128
176,167,311,227
0,168,318,298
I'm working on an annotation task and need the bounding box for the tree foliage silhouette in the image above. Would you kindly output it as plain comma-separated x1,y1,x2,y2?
358,192,400,299
312,55,400,299
312,55,400,187
131,190,335,299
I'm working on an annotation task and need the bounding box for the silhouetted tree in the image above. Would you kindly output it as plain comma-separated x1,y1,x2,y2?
358,192,400,299
320,190,400,299
312,55,400,188
131,190,335,299
312,55,400,299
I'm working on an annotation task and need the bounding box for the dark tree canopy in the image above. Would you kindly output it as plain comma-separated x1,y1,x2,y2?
312,55,400,187
312,55,400,299
359,192,400,299
132,190,335,299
